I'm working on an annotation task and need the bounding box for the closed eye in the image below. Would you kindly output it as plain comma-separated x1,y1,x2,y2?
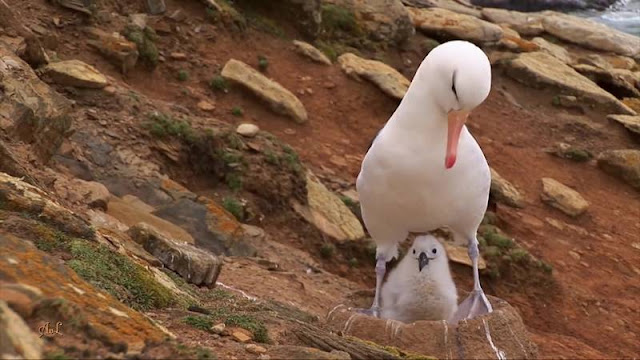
452,71,458,100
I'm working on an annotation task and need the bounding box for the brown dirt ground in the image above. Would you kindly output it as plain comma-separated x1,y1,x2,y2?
11,0,640,358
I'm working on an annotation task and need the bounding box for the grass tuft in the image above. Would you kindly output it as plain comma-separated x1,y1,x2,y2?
184,315,213,331
222,197,244,221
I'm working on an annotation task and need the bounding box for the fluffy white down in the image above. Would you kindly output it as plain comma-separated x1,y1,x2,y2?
380,235,458,323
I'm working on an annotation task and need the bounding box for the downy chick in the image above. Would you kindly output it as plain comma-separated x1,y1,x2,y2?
380,234,458,323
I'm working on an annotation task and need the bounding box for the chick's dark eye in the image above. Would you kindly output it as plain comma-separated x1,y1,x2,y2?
412,249,416,254
432,248,437,254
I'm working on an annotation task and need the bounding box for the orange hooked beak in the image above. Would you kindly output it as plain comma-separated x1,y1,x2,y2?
445,110,470,169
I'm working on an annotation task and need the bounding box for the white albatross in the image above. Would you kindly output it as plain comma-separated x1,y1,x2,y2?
356,40,493,323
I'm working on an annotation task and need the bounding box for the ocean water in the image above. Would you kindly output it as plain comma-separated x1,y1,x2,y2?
572,0,640,36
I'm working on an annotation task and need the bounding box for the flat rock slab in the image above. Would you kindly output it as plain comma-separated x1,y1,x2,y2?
531,37,571,64
541,13,640,58
107,196,195,244
408,7,503,44
480,8,544,35
597,149,640,191
292,170,365,242
337,53,410,100
540,177,589,217
607,114,640,138
572,64,640,99
127,223,222,287
221,59,307,123
505,51,635,115
152,197,256,257
326,290,538,359
405,0,482,17
40,60,108,88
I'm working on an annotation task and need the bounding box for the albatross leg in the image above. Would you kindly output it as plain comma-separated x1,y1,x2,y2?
353,257,386,317
449,238,493,324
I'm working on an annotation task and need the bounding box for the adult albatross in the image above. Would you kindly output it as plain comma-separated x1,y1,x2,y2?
356,40,493,323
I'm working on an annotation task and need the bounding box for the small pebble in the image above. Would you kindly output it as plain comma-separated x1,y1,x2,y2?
236,123,259,137
210,323,226,334
245,344,267,354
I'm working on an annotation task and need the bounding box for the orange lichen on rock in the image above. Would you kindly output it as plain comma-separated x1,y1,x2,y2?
0,233,165,348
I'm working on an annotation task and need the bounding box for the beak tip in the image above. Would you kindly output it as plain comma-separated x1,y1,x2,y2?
445,157,456,169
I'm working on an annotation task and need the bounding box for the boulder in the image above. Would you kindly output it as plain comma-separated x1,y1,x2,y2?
480,8,544,35
0,0,48,67
326,290,538,359
222,59,307,123
572,64,640,99
85,27,139,74
404,0,482,17
237,0,321,37
0,42,72,161
127,223,223,287
107,196,195,244
337,53,410,100
490,167,524,208
152,197,256,257
293,40,332,65
323,0,415,45
504,51,636,115
408,7,503,44
0,172,94,239
541,13,640,58
53,178,111,210
597,149,640,190
540,177,589,217
292,170,365,242
607,114,640,138
39,60,108,89
0,301,43,359
531,37,571,64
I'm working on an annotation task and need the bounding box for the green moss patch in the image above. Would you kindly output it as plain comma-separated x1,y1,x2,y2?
67,239,175,310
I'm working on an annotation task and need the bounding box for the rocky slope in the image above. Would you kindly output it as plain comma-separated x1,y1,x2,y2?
1,0,639,359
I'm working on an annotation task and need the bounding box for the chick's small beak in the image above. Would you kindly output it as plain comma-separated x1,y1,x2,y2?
445,110,470,169
418,252,429,271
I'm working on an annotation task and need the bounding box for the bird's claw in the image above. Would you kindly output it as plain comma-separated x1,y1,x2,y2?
449,289,492,324
352,307,381,318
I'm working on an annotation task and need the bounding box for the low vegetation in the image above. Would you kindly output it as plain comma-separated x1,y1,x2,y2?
28,219,176,311
478,223,553,280
222,197,245,220
146,112,196,142
257,55,269,71
177,69,189,81
231,106,244,117
210,75,228,92
123,25,159,68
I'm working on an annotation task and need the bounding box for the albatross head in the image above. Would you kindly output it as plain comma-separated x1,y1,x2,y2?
418,40,491,169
